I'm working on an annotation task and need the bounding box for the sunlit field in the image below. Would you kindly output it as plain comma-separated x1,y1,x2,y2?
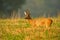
0,17,60,40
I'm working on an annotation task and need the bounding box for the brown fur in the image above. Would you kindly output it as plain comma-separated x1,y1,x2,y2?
26,18,53,28
35,18,53,28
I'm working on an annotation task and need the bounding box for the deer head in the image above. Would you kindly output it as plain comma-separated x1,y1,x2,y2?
24,9,31,19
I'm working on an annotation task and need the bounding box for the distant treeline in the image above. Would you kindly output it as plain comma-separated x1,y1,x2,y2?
0,0,60,18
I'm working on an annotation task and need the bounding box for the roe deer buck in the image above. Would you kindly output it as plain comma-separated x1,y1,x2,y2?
24,9,53,28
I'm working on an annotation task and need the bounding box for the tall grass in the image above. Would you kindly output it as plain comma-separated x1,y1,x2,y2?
0,18,60,40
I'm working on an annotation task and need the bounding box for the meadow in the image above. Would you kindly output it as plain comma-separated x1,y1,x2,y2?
0,17,60,40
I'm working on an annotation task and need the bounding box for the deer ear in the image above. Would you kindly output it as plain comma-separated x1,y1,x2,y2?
24,11,27,15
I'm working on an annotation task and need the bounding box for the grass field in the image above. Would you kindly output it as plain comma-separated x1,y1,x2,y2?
0,18,60,40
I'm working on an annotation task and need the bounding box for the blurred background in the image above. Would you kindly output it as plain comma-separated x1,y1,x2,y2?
0,0,60,18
